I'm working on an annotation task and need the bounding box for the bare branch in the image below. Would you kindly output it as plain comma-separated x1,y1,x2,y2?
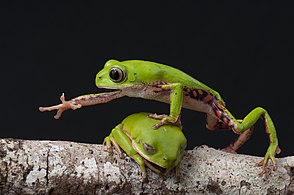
0,139,293,194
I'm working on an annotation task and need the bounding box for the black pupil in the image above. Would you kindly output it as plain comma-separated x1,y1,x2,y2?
110,69,120,80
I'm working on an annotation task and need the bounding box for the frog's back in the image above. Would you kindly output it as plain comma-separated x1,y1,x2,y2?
121,112,157,137
121,60,221,99
122,60,196,85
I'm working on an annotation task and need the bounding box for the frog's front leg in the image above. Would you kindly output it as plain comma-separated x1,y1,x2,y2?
148,83,183,129
104,126,148,182
211,102,280,175
104,125,125,158
39,90,124,119
174,164,181,183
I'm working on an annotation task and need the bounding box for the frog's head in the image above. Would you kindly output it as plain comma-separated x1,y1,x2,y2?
130,117,187,172
133,125,186,172
95,59,162,89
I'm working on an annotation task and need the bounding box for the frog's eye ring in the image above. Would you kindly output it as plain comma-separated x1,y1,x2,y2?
109,67,126,83
142,142,156,155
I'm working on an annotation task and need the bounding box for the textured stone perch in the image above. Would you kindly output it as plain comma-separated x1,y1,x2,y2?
0,139,293,194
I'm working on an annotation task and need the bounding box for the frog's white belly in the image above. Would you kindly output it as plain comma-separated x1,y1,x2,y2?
182,96,213,113
124,88,213,115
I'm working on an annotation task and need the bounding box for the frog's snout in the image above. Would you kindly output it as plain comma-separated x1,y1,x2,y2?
96,71,103,81
95,71,105,86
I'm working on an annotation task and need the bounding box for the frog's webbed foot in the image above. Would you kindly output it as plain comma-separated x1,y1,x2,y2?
148,113,182,129
39,93,82,119
256,145,281,176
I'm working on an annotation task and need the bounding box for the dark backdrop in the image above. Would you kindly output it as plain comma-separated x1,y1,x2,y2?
1,1,293,157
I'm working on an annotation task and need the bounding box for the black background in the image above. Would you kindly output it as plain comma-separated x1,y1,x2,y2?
1,1,293,157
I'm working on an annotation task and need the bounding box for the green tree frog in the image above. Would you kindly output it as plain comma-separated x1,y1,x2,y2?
103,112,187,182
39,59,280,175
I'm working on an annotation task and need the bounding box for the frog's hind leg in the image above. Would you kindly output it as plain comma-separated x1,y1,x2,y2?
209,99,280,175
206,114,253,153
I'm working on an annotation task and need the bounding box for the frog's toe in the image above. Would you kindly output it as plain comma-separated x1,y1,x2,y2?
256,154,277,176
103,137,114,153
270,155,277,171
256,158,267,176
153,121,164,129
152,116,182,129
221,145,237,154
153,118,174,129
148,113,168,120
275,146,282,155
142,175,148,183
256,159,265,167
54,109,65,119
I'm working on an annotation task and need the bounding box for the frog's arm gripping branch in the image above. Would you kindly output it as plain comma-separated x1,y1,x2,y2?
148,83,183,129
39,91,124,119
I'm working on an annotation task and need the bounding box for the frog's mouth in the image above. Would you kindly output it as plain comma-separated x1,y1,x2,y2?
97,84,145,93
143,158,171,176
132,141,173,175
96,84,139,90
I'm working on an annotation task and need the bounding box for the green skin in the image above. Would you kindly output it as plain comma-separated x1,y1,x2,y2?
39,59,280,175
103,112,187,182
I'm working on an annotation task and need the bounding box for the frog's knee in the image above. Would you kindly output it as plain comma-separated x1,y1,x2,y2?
254,107,267,115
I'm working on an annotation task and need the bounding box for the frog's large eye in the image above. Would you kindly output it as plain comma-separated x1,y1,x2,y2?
109,67,126,83
142,142,156,155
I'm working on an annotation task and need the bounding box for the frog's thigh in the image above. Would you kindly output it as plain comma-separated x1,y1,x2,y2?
206,114,229,130
206,114,244,130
